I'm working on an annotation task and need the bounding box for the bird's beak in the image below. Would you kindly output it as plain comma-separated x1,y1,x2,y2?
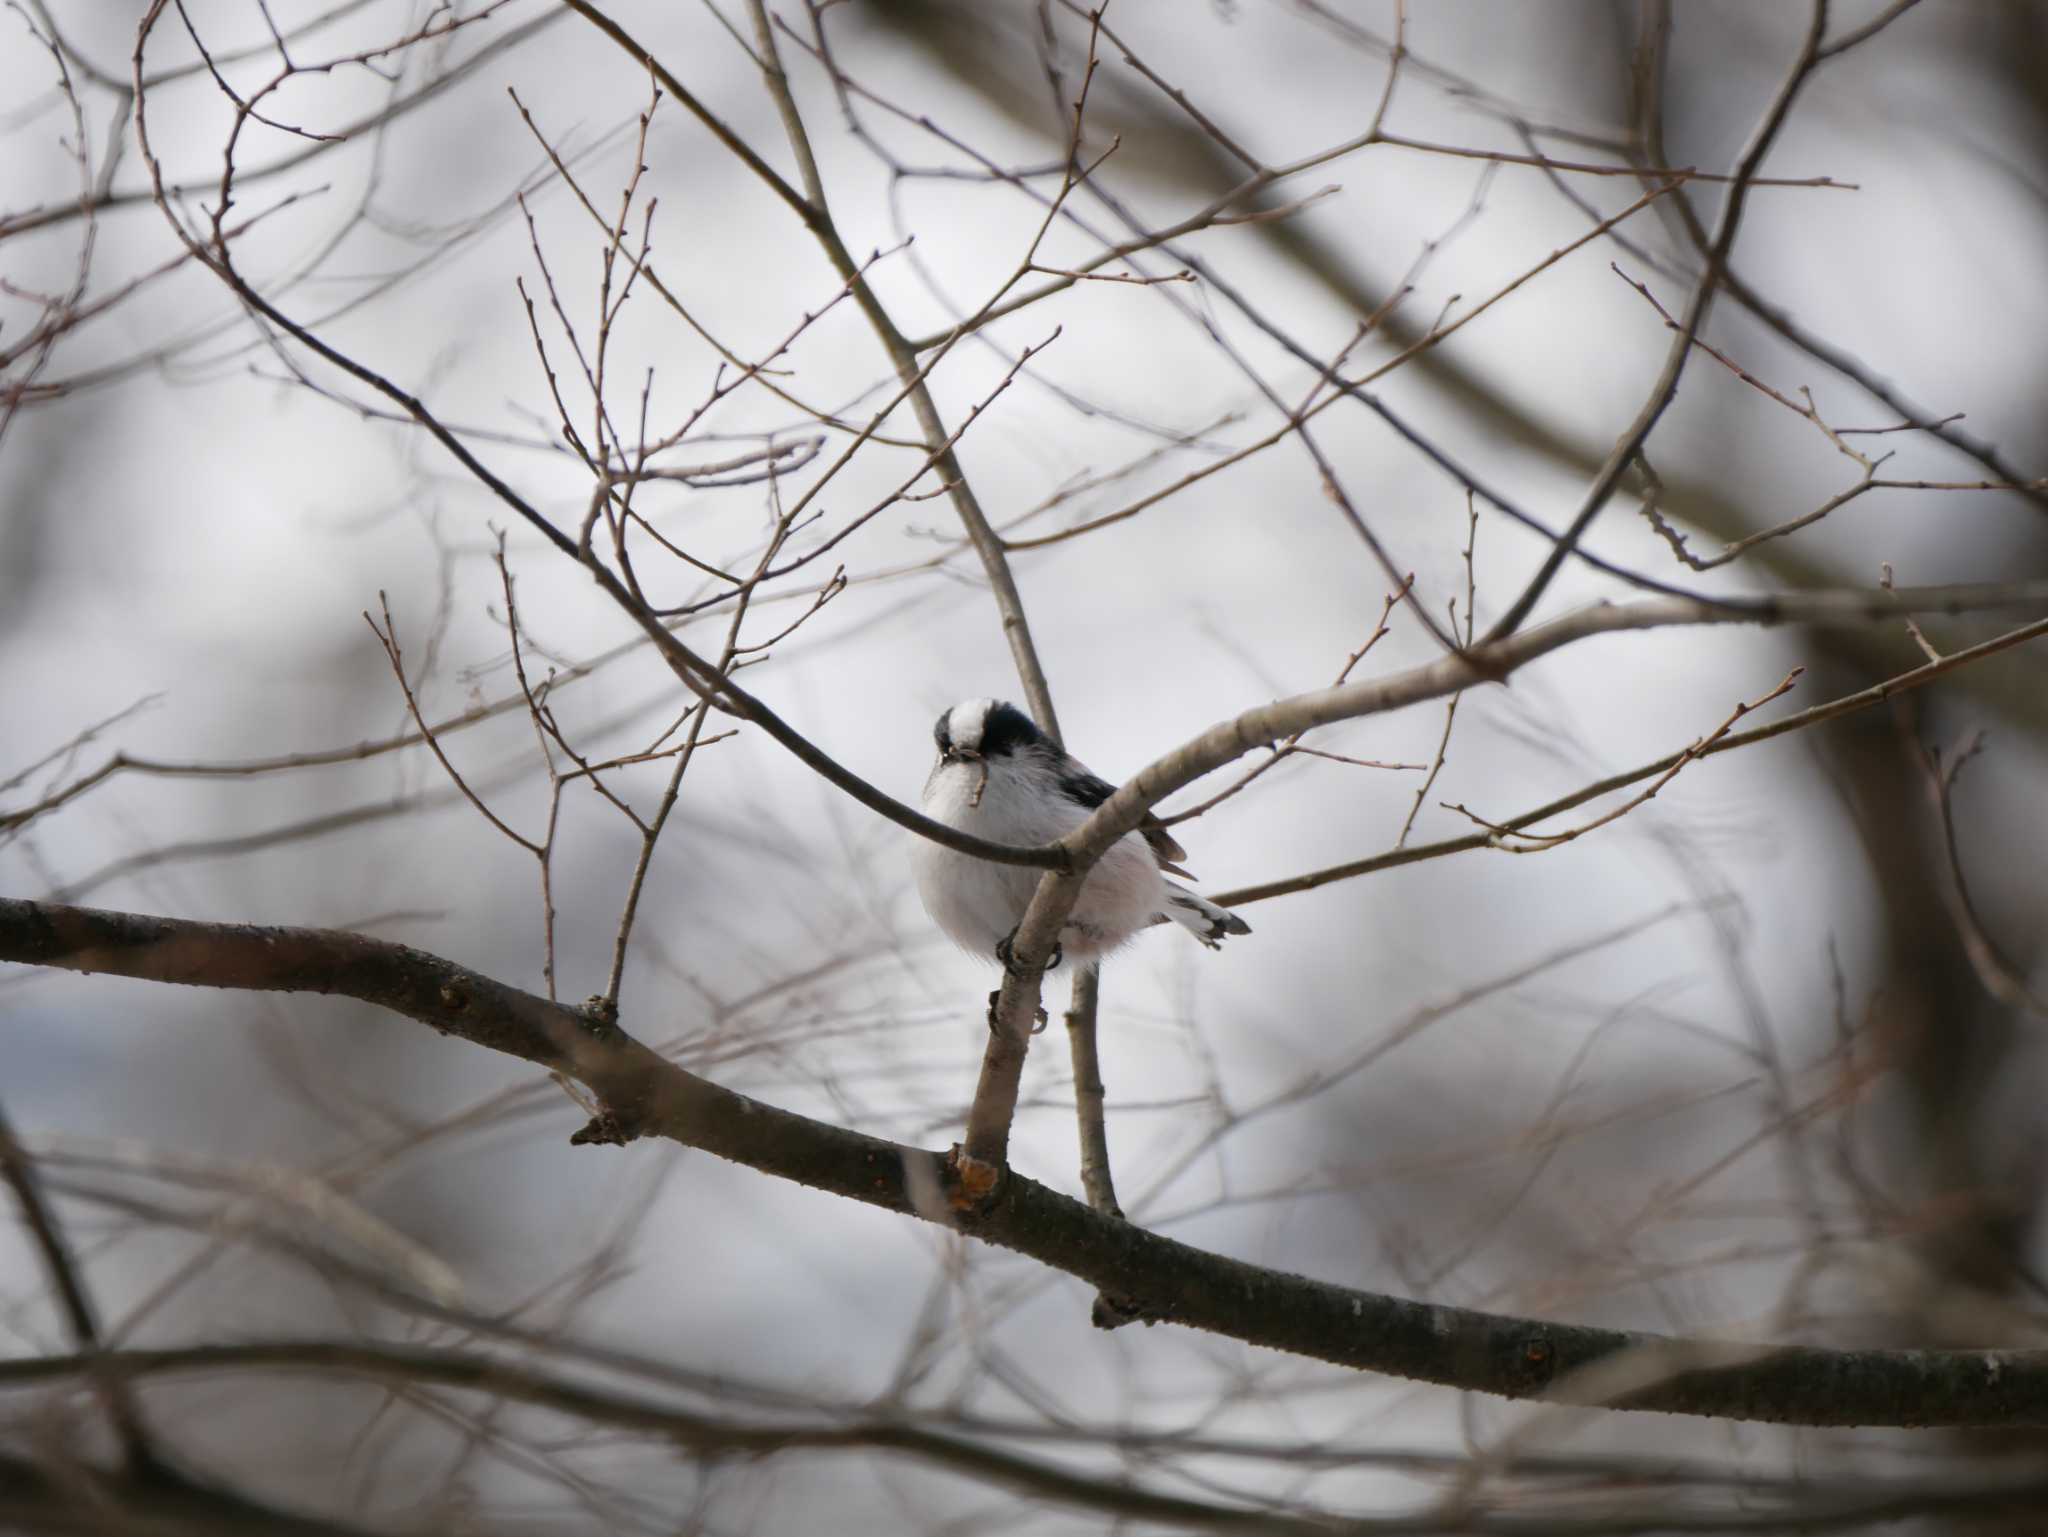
943,747,981,765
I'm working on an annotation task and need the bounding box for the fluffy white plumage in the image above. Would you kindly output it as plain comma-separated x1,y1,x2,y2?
913,698,1250,964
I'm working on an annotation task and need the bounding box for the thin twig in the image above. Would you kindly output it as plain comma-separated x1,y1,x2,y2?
1445,667,1804,852
1484,0,1833,643
1910,727,2048,1022
364,595,539,856
1213,611,2048,909
0,1101,160,1476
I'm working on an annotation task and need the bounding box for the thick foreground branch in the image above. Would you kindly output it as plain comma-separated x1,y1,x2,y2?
4,897,2047,1429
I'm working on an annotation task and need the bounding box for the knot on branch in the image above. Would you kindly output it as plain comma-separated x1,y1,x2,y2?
579,993,623,1039
1455,641,1512,686
1503,1329,1558,1394
569,1108,642,1147
945,1144,1005,1213
1091,1292,1156,1331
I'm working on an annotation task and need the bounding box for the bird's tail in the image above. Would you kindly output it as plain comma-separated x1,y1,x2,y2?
1161,883,1252,949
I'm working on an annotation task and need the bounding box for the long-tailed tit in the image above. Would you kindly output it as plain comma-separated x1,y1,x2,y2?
915,698,1250,970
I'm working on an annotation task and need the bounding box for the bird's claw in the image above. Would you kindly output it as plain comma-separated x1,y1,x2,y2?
995,930,1023,976
989,931,1057,1034
995,930,1062,978
985,990,1050,1034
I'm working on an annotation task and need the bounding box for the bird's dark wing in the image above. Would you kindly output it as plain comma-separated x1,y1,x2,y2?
1058,769,1194,877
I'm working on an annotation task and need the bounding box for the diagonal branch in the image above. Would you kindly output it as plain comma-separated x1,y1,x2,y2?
126,0,1063,877
1483,0,1831,642
0,1101,162,1478
8,894,2048,1429
958,581,2048,1161
563,0,1063,736
1212,610,2048,908
1064,581,2048,873
1910,729,2048,1022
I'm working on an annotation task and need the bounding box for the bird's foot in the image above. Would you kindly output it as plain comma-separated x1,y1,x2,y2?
994,929,1061,977
989,931,1057,1034
985,989,1050,1035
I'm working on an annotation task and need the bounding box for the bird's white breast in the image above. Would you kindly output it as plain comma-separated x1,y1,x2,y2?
915,755,1164,962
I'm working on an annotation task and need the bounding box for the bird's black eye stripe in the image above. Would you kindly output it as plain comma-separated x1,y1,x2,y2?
932,712,951,754
978,702,1044,758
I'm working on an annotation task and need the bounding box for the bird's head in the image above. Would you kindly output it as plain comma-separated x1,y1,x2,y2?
933,698,1045,765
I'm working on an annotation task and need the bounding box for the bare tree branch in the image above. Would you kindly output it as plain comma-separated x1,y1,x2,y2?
1213,610,2048,908
1484,0,1831,641
6,895,2048,1429
0,1103,160,1478
960,582,2048,1162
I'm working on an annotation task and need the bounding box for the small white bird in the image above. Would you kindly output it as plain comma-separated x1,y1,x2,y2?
914,698,1250,970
